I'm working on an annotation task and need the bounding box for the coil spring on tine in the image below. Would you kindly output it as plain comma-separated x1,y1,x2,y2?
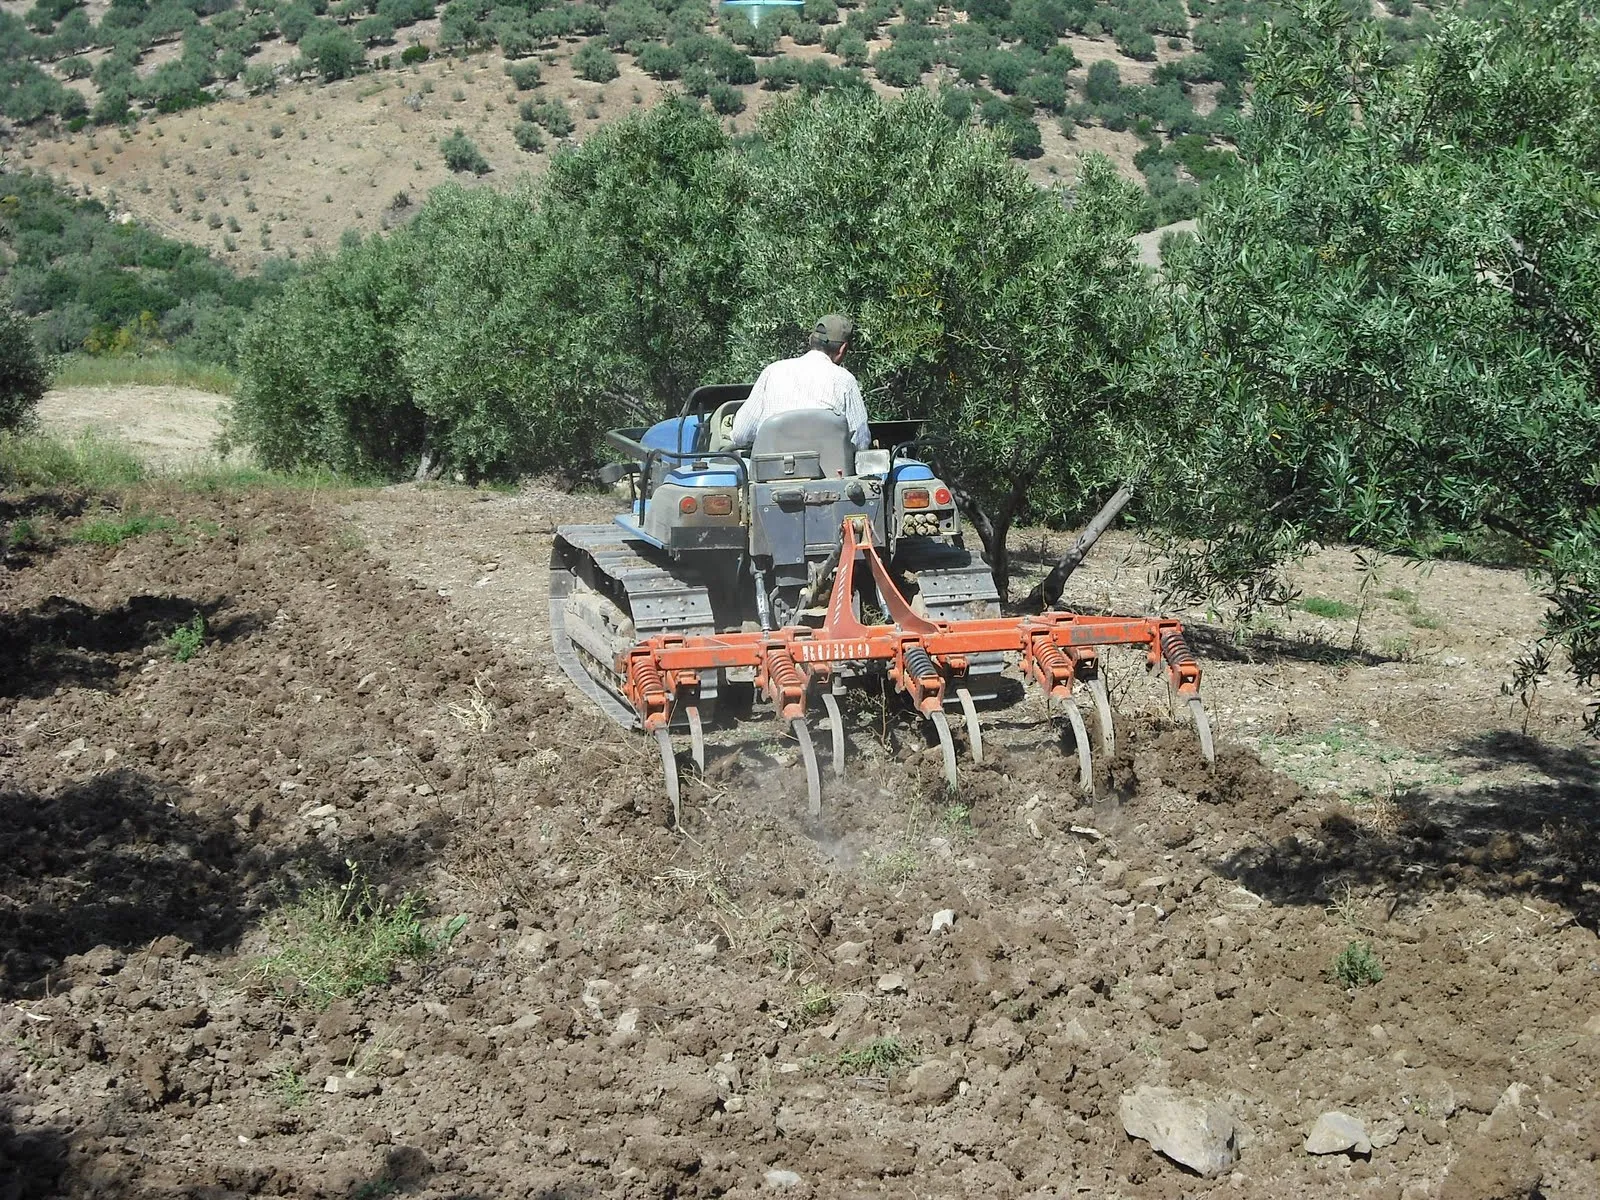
1160,630,1197,667
903,644,939,682
1035,641,1071,675
629,655,667,695
766,648,805,692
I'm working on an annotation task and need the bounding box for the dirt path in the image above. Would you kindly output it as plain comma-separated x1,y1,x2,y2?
34,385,234,467
1,479,1596,1199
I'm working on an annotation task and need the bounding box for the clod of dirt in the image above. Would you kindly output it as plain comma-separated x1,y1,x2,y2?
1119,1085,1239,1177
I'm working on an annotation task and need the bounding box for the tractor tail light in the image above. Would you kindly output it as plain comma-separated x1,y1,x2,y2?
679,496,698,514
903,488,930,509
703,493,733,516
934,487,952,506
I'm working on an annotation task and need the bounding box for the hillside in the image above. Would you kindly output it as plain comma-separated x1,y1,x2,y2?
0,0,1435,268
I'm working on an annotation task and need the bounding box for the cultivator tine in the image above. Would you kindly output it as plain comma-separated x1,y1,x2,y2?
1063,701,1094,796
929,710,959,791
819,691,846,779
656,727,681,827
1187,696,1215,763
792,719,822,817
1088,675,1115,757
685,704,705,774
955,685,984,765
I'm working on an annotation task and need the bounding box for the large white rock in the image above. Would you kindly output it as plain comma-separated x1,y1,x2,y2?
1305,1111,1372,1156
1119,1086,1238,1177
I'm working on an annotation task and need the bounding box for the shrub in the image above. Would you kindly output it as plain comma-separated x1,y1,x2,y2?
400,41,430,63
707,81,745,114
636,41,684,79
573,37,619,82
440,128,490,173
513,119,544,152
505,59,540,88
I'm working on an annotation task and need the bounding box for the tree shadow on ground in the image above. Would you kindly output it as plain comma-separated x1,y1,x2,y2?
0,594,262,700
0,767,454,1001
1216,730,1600,929
0,491,93,572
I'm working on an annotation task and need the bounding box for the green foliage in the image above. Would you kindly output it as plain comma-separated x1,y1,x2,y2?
837,1036,913,1074
400,41,429,63
731,91,1155,594
167,613,206,661
505,58,540,88
0,308,50,430
0,173,285,366
1146,0,1600,720
523,97,574,136
1298,596,1357,620
253,862,465,1009
440,127,490,174
573,37,618,82
71,509,176,545
300,22,364,79
512,119,544,152
0,430,146,490
1333,940,1384,988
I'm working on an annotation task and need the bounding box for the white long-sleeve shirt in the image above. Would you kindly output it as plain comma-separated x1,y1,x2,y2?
731,349,871,450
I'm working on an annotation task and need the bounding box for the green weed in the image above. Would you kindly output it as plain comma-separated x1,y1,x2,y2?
168,614,206,662
254,862,467,1009
795,983,834,1024
837,1036,913,1076
71,511,176,545
1297,595,1358,619
0,431,145,489
1333,940,1384,988
272,1065,309,1108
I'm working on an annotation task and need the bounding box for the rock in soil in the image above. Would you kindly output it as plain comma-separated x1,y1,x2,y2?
1119,1085,1239,1177
1304,1111,1372,1156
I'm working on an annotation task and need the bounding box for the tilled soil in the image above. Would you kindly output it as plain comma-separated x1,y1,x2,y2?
2,483,1598,1199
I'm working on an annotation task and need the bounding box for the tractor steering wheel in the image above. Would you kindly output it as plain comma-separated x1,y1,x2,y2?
706,398,745,453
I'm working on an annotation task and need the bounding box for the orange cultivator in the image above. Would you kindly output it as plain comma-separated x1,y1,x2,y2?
616,518,1213,823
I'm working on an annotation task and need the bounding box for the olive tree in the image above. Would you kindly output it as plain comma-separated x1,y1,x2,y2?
732,90,1159,597
1146,0,1600,724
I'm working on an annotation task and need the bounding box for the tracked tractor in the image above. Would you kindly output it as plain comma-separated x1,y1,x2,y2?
550,384,1213,823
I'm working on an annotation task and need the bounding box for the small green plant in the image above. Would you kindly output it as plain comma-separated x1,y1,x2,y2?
254,861,466,1008
837,1036,913,1075
272,1065,309,1108
795,983,834,1024
1333,940,1384,988
942,802,973,834
865,847,917,884
168,614,206,662
71,511,176,546
1298,595,1358,619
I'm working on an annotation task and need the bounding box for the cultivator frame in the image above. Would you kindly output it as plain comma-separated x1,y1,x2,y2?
616,518,1214,823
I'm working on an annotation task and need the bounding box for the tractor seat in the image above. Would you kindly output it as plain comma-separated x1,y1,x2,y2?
749,409,856,483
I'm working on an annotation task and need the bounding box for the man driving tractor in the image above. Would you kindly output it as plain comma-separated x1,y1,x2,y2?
730,314,871,451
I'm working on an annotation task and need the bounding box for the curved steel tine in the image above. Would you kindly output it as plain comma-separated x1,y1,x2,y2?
792,718,822,817
1088,674,1115,757
1063,700,1094,796
685,704,705,774
929,710,959,792
819,691,846,779
956,686,984,765
1187,696,1216,763
655,727,681,827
